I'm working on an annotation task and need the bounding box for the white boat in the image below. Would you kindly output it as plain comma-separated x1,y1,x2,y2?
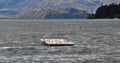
40,39,74,46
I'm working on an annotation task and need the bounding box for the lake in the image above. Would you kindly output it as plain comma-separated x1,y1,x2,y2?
0,19,120,63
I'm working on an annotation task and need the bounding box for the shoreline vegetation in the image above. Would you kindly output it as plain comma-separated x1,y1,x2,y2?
87,3,120,19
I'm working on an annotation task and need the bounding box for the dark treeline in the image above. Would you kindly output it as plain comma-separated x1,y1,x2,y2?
87,3,120,19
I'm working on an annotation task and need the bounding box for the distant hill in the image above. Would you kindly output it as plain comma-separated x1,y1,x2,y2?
0,0,120,19
16,8,88,19
0,0,103,14
95,4,120,19
0,9,19,15
0,15,8,19
87,3,120,19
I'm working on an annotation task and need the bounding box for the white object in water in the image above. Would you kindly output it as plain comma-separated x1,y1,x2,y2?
40,39,74,46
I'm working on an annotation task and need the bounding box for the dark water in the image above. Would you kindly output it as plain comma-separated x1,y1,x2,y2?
0,19,120,63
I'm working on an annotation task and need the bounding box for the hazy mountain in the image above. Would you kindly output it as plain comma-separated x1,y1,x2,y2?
16,8,88,19
0,0,120,13
0,0,120,18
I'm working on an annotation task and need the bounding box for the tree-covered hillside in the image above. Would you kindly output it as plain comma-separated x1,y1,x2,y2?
88,4,120,19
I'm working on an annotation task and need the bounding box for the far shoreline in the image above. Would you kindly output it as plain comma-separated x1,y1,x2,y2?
0,18,120,22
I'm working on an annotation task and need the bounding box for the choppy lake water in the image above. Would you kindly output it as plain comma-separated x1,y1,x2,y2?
0,19,120,63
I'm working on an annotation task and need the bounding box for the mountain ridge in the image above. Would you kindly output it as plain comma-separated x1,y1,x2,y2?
0,0,120,19
16,8,88,19
0,0,99,14
1,0,119,14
